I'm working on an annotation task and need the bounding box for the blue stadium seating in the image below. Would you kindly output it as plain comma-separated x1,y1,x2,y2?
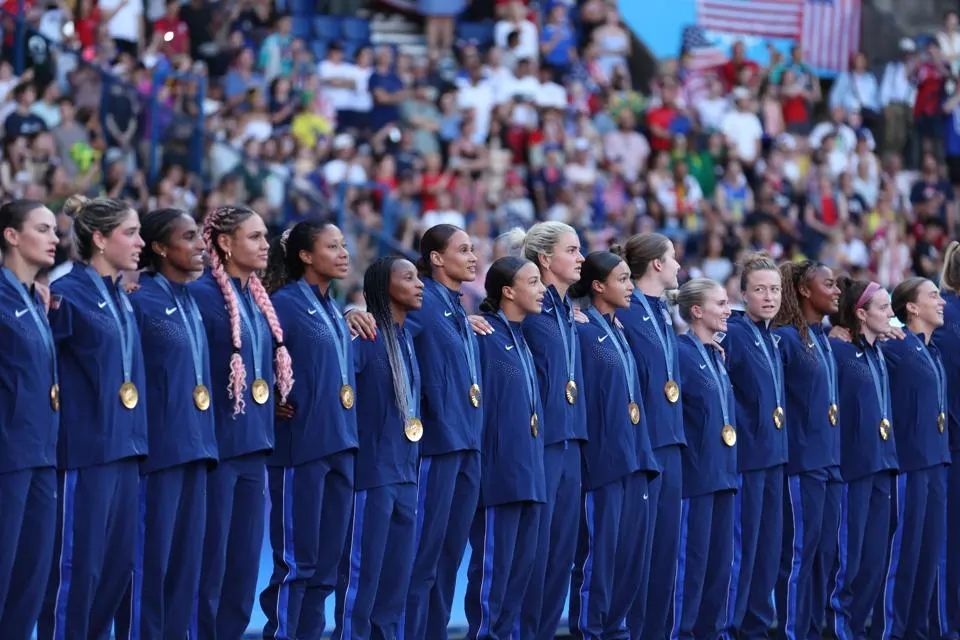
341,16,371,44
456,20,495,48
314,15,343,41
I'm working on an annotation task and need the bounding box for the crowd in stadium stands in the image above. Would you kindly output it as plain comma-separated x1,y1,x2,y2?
0,0,957,310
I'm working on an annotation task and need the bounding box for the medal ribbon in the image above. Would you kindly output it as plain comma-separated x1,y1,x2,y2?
499,311,538,419
230,280,264,381
587,307,638,405
914,332,946,416
86,267,135,383
809,327,838,408
155,274,207,392
551,288,578,387
298,279,350,390
691,335,731,425
397,326,421,419
429,279,479,390
2,267,57,391
863,341,890,421
746,320,784,409
634,291,676,381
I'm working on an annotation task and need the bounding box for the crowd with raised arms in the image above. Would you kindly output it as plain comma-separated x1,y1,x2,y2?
2,195,960,640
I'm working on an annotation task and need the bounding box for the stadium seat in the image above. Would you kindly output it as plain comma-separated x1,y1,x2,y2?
311,39,328,61
290,0,313,17
292,19,312,39
456,21,495,48
313,16,342,41
341,16,371,44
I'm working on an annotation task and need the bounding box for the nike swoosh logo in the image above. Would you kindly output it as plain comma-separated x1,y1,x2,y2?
543,306,553,313
856,352,863,358
642,315,651,321
505,345,515,351
165,307,177,316
599,335,609,343
917,346,923,351
754,340,761,347
444,311,453,317
15,308,28,318
308,308,318,315
700,364,707,370
98,300,108,309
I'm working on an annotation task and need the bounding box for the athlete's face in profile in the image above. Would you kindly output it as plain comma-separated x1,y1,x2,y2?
302,225,349,281
547,231,584,286
156,214,204,275
803,266,840,315
595,260,634,309
858,288,894,338
220,213,269,272
657,242,681,290
4,205,58,269
433,230,477,283
907,280,945,329
100,209,144,272
508,262,546,315
743,268,782,321
694,284,731,333
390,259,424,312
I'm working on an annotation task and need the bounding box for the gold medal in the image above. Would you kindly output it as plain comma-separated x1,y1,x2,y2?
469,383,482,409
880,418,891,441
531,413,539,438
722,424,737,447
50,383,60,412
565,380,578,405
251,378,270,405
119,382,139,410
193,384,211,411
773,406,785,430
340,384,355,410
664,380,680,403
939,412,947,434
629,401,641,425
405,417,424,442
828,403,839,426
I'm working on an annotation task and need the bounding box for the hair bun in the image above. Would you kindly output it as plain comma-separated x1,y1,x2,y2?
609,243,624,257
61,194,88,218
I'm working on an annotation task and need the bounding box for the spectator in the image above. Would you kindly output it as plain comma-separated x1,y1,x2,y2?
590,5,629,79
880,38,917,156
4,82,46,139
100,0,143,56
257,13,293,82
369,47,407,133
829,52,880,135
153,0,190,57
720,87,763,171
939,10,960,75
913,39,950,157
494,0,539,63
718,41,760,91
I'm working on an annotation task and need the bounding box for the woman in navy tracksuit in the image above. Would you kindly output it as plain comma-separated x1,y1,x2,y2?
38,196,149,640
333,256,424,640
881,277,949,640
671,277,738,640
511,222,588,640
771,260,841,640
722,254,789,640
568,251,660,639
614,233,686,639
260,221,359,639
118,209,218,639
465,256,547,639
191,205,294,639
934,241,960,640
825,278,898,640
0,200,60,639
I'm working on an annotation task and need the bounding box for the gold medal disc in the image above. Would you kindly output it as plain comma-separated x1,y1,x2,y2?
629,401,641,425
721,424,737,447
664,380,680,403
773,406,785,430
939,412,947,434
405,417,424,442
340,384,355,410
193,384,211,411
530,413,539,438
119,382,139,410
251,378,270,405
880,418,891,441
50,383,60,412
469,383,482,409
828,403,839,426
565,380,578,405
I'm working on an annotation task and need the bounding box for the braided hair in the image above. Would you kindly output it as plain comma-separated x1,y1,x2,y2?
202,205,294,416
138,208,191,272
774,260,824,343
363,256,412,419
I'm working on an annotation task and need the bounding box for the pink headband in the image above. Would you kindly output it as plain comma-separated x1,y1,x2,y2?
855,281,883,310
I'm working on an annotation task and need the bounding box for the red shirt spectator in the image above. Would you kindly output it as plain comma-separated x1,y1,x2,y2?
647,81,681,152
913,56,947,118
154,0,190,56
718,43,760,91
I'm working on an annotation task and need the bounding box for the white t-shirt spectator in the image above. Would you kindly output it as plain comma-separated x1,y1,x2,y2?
720,110,763,164
351,66,373,112
422,209,466,229
457,80,495,143
494,20,539,62
100,0,142,44
809,121,857,153
696,96,730,132
318,60,359,112
536,81,567,110
603,130,649,183
840,236,870,269
322,159,367,186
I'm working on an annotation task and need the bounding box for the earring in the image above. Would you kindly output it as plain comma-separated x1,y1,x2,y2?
99,246,105,255
159,251,167,258
226,251,232,262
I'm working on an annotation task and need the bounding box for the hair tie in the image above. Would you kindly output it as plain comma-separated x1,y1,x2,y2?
280,229,292,254
232,346,241,355
274,341,285,349
855,281,883,311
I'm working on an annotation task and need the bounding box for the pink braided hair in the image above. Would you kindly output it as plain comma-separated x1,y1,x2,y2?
248,274,294,403
202,211,248,416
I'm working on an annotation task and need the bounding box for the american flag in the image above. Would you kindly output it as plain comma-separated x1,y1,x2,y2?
689,0,861,74
680,26,727,103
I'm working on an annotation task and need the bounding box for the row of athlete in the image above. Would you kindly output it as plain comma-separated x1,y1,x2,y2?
0,193,957,640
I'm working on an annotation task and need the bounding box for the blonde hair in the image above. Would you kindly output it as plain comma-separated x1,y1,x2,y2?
739,252,779,292
675,277,723,323
500,222,577,271
941,240,960,293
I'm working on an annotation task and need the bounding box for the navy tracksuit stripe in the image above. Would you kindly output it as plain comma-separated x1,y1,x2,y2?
832,484,851,640
883,473,907,639
275,466,296,639
476,507,495,639
725,476,743,636
784,474,803,640
671,498,691,640
52,469,77,640
575,492,595,636
340,489,367,639
126,478,147,639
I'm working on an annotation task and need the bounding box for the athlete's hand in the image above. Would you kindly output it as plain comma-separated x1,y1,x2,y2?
829,326,852,342
345,310,377,340
35,281,50,311
573,308,589,324
468,314,494,335
880,325,906,341
123,282,141,294
275,398,295,419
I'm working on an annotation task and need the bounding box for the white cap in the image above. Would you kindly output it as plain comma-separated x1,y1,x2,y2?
732,87,751,101
333,133,354,151
900,38,916,52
